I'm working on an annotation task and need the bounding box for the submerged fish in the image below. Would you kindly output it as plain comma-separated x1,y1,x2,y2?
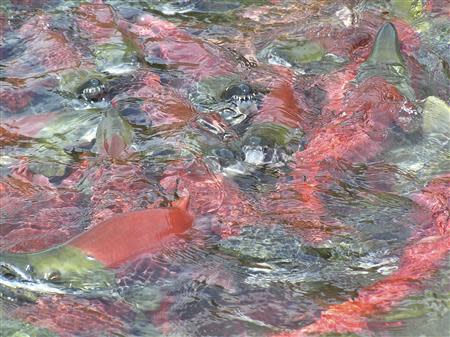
357,22,416,101
264,22,420,243
269,23,449,337
0,196,193,293
117,12,238,81
272,175,450,337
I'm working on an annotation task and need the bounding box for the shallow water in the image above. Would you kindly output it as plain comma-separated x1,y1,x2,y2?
1,0,449,337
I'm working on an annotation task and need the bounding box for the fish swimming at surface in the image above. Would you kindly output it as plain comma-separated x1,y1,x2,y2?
0,196,193,291
1,1,450,336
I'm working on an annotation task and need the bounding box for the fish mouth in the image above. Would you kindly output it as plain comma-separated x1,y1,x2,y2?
77,78,107,102
219,83,262,127
221,83,255,101
226,92,258,103
81,85,106,102
1,262,33,283
0,260,115,298
0,261,65,301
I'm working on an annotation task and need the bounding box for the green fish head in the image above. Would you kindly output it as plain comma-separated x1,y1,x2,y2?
1,246,115,292
96,110,133,159
368,22,405,66
357,23,415,101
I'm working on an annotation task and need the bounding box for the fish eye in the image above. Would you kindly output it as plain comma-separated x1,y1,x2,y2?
46,270,62,282
246,135,262,147
86,79,103,87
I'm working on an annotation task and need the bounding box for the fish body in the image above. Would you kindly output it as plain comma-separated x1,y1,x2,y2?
118,13,237,81
270,23,449,337
264,23,420,242
71,197,193,268
1,197,193,292
272,175,450,337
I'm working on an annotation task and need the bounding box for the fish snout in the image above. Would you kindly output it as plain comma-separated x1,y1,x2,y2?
0,260,33,283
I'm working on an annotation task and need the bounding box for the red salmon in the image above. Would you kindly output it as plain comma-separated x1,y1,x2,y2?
70,196,193,267
273,175,450,336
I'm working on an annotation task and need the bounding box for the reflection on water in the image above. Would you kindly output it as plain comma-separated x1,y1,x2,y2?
1,0,449,336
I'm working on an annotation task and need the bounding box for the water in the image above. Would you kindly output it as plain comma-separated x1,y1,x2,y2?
1,0,449,336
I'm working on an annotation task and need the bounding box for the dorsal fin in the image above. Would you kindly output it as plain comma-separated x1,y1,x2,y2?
171,194,190,210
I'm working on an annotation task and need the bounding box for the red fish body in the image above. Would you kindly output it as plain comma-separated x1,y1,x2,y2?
0,81,36,114
264,21,420,242
426,0,450,16
0,12,89,114
85,160,156,226
273,175,450,337
0,160,84,253
262,75,414,242
2,197,193,336
75,2,123,45
12,296,131,337
1,112,60,140
2,107,193,337
70,196,193,268
253,66,306,130
118,13,237,81
3,2,448,336
267,21,448,337
112,70,197,129
3,15,85,80
160,160,258,238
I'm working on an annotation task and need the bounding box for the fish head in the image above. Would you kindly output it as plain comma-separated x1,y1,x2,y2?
1,246,116,292
77,78,107,102
96,110,133,159
241,123,303,166
357,22,415,101
220,82,262,128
